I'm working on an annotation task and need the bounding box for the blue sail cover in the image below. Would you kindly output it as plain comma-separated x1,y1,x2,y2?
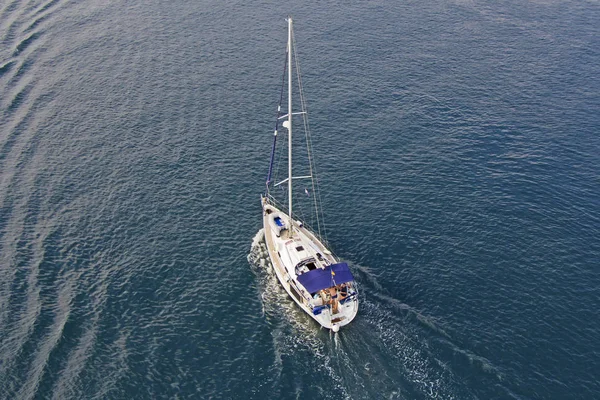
297,263,354,294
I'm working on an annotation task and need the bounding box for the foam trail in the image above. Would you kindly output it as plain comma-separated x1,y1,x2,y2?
248,241,501,398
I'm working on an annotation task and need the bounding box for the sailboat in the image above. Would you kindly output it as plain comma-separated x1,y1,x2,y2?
261,17,358,332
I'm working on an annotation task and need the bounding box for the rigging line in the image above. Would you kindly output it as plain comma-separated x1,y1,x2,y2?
278,112,306,119
276,46,288,125
302,89,328,243
297,83,328,243
272,111,287,200
290,30,314,230
301,96,324,239
267,45,290,192
292,30,328,243
272,48,291,197
291,30,317,226
274,131,286,194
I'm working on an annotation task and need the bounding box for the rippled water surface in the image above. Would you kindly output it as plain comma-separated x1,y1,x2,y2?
1,0,599,399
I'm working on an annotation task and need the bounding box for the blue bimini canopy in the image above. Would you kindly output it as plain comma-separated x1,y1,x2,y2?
297,262,354,294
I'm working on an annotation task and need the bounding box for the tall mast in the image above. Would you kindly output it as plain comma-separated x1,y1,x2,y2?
287,17,293,226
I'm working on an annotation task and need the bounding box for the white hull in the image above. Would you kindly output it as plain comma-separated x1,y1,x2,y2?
260,18,357,331
262,199,358,331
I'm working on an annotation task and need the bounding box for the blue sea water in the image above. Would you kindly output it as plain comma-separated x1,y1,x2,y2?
0,0,599,399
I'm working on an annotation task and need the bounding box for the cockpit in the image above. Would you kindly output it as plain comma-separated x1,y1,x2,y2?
295,258,318,276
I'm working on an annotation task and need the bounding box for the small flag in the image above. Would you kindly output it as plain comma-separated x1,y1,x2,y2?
305,188,310,197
